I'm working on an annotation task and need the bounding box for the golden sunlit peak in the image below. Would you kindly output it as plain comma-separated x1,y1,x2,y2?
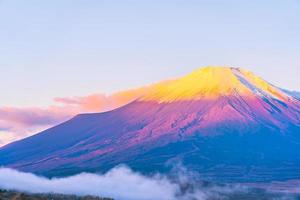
140,66,251,102
189,66,241,77
138,66,289,103
191,65,233,72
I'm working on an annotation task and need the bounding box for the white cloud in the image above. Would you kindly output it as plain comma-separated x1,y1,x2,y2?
1,166,295,200
0,166,188,200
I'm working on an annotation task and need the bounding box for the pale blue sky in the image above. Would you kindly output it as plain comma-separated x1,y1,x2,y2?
0,0,299,107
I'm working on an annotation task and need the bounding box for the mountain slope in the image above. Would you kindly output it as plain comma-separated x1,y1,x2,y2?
0,66,300,182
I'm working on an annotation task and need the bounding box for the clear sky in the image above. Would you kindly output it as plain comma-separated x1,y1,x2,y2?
0,0,299,107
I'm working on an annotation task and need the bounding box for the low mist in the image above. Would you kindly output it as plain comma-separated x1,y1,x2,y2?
0,166,297,200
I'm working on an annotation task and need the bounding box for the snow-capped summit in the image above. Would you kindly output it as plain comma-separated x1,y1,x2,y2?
139,66,292,102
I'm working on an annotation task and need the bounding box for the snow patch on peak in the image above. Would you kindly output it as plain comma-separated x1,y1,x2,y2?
231,68,289,102
232,68,266,97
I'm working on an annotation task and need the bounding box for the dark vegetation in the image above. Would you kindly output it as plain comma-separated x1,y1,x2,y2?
1,188,299,200
0,190,113,200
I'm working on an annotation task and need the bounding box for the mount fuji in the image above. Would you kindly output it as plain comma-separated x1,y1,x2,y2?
1,66,300,182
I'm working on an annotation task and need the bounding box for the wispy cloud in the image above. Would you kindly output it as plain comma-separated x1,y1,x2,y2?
0,107,70,127
0,166,293,200
0,106,74,146
0,88,146,146
53,87,147,112
0,166,179,200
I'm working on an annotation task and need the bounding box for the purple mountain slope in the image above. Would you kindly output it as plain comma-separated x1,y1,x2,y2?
0,67,300,182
